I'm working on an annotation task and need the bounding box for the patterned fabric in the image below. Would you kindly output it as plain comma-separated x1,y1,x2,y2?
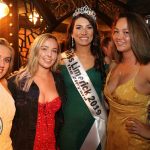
104,72,150,150
34,97,61,150
0,83,15,150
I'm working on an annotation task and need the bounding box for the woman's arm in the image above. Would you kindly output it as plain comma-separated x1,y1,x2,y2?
125,118,150,139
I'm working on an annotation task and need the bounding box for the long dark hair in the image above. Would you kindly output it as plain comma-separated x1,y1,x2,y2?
66,13,106,81
113,12,150,64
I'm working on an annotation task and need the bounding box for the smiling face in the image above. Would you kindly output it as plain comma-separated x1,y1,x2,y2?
0,45,11,79
112,17,132,53
72,17,94,47
38,38,59,70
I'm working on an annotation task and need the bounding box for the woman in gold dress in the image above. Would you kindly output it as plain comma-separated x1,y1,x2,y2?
104,12,150,150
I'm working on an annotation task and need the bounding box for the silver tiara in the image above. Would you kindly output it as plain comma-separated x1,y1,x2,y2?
73,5,96,21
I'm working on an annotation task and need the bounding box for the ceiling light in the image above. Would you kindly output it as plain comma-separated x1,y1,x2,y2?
29,11,39,25
0,0,9,19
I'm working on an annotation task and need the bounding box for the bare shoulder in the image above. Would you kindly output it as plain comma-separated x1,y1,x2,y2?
133,64,150,94
140,63,150,81
0,78,11,93
59,52,65,65
1,78,8,87
109,60,117,71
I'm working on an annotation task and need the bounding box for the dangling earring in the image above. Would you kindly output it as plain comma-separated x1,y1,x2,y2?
71,37,74,48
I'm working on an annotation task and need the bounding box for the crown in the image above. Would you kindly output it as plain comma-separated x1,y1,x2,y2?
73,5,96,21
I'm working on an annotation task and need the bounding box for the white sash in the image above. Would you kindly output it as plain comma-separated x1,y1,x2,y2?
61,50,107,150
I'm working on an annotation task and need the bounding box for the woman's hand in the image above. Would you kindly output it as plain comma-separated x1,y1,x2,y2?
125,118,150,139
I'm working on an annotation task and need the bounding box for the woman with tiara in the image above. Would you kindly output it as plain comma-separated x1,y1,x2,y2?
59,5,107,150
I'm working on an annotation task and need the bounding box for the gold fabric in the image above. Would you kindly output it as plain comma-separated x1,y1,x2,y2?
104,72,150,150
0,83,15,150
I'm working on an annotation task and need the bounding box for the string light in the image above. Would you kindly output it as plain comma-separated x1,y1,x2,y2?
0,0,9,19
9,33,13,36
9,3,12,7
9,23,13,26
9,13,12,17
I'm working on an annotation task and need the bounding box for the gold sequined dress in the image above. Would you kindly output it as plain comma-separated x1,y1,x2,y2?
104,72,150,150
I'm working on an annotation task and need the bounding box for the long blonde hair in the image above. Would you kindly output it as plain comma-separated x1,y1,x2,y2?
15,33,60,91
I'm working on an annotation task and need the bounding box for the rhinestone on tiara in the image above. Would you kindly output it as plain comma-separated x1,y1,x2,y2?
72,5,96,21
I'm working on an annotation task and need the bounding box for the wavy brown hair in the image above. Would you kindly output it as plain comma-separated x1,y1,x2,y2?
112,12,150,64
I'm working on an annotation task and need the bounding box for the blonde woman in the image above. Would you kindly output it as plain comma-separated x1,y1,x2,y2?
0,38,15,150
8,33,66,150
